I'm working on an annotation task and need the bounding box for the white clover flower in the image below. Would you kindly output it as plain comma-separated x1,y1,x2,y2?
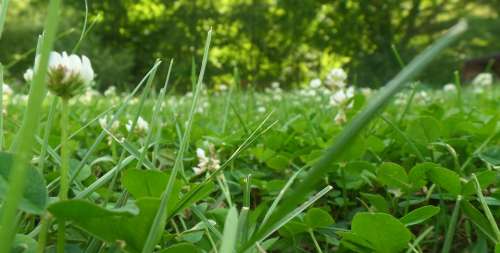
79,89,100,104
217,84,228,92
443,83,457,92
192,146,220,175
472,73,493,88
99,115,120,132
2,83,13,109
104,86,117,97
44,51,95,98
257,106,266,113
2,83,13,97
23,68,34,82
271,81,280,89
330,86,354,107
126,116,149,134
309,78,322,89
414,91,431,104
325,68,347,88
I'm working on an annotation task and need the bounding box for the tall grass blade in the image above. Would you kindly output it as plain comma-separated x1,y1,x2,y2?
0,0,9,39
220,207,239,253
0,0,61,250
441,196,462,253
138,59,173,170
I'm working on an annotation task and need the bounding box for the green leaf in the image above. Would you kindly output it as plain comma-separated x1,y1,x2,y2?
122,169,182,198
376,162,410,190
158,243,202,253
400,205,440,226
361,193,390,213
219,207,239,253
339,231,373,253
0,152,48,214
48,198,160,253
478,146,500,166
408,162,461,195
12,234,37,253
349,212,412,253
408,162,434,190
337,161,376,189
304,208,334,229
407,116,443,144
266,155,289,170
428,165,461,195
279,219,308,237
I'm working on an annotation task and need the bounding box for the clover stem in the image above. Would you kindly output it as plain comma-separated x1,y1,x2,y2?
57,98,70,252
36,213,53,253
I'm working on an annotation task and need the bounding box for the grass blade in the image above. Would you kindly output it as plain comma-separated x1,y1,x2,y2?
0,0,60,250
141,29,212,253
0,0,9,39
220,207,239,253
472,174,500,241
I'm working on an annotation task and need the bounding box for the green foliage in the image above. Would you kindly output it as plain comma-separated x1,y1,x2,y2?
342,212,412,253
2,1,499,88
0,152,48,214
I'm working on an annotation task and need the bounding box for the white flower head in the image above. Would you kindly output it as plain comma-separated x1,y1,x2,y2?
472,73,493,88
325,68,347,89
45,51,95,98
126,116,149,134
443,83,457,92
330,86,354,107
192,145,220,176
99,115,120,132
271,82,280,89
309,78,322,89
104,86,117,97
217,84,228,92
23,68,34,82
2,83,13,103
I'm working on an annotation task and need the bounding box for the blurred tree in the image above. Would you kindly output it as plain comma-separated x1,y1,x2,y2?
3,0,499,89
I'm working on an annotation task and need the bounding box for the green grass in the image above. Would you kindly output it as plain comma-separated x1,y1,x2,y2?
0,10,500,253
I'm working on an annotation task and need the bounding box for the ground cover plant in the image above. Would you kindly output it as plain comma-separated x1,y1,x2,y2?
1,1,500,253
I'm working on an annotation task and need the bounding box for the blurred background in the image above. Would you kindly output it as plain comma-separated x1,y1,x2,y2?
1,0,499,91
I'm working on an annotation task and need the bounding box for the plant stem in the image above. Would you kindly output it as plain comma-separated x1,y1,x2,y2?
36,213,53,253
309,230,324,253
441,195,462,253
57,98,70,253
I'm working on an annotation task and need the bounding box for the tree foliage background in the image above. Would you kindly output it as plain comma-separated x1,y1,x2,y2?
1,0,499,90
